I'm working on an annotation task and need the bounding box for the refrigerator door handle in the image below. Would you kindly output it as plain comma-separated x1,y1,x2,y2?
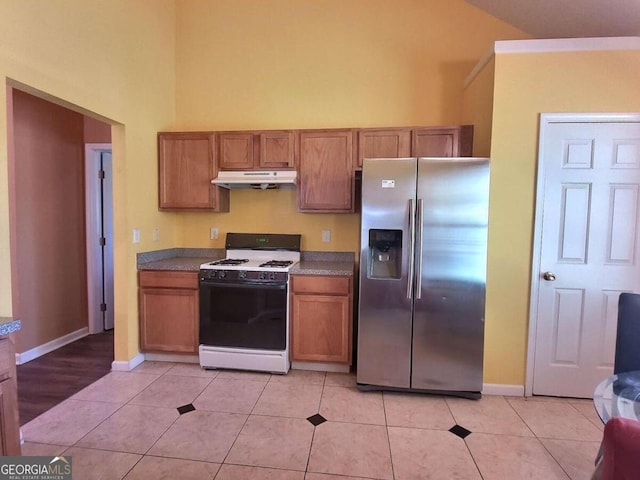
416,198,424,299
407,198,416,300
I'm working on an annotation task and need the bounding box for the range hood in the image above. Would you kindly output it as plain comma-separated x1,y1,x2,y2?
211,170,297,190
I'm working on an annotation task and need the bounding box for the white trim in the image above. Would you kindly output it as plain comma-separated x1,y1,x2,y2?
464,36,640,90
291,361,351,373
111,353,145,371
482,383,525,397
85,143,112,334
463,46,495,88
525,113,640,397
144,353,199,364
15,327,89,365
495,36,640,54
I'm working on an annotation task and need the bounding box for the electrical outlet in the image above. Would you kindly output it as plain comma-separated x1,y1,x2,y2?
133,228,140,244
210,227,219,240
322,229,331,243
153,227,160,242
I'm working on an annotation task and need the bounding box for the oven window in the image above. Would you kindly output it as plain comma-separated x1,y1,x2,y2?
199,282,287,350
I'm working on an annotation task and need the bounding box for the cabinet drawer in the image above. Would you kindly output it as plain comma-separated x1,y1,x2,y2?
138,271,199,289
291,275,351,295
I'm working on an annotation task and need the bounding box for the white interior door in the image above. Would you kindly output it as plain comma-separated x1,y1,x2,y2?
85,144,114,333
530,115,640,398
101,151,114,330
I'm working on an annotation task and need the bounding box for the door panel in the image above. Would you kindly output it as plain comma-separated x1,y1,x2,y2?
412,158,489,392
357,158,416,388
533,121,640,397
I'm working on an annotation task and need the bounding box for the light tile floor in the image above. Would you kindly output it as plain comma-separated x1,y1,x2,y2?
21,361,604,479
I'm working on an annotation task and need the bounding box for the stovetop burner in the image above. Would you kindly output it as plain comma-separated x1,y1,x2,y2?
210,258,249,266
259,260,294,268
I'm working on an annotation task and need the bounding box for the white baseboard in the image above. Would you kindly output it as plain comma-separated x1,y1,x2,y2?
15,327,89,365
482,383,525,397
111,352,145,372
143,353,199,364
292,361,351,373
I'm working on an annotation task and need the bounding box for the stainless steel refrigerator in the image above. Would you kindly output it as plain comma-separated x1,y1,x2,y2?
357,157,490,398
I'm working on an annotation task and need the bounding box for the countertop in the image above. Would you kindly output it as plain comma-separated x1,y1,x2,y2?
0,317,22,336
137,248,224,272
137,249,355,276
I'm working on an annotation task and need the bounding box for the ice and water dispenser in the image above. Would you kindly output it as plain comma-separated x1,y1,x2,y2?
367,229,402,279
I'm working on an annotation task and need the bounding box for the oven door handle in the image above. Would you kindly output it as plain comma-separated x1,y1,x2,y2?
199,281,287,291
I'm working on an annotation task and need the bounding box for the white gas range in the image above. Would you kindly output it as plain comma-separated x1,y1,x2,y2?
198,233,301,374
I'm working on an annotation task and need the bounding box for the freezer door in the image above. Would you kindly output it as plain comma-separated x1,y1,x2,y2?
358,158,417,388
412,157,489,392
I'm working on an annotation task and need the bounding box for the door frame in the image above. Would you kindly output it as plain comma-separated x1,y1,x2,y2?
525,112,640,396
85,143,113,334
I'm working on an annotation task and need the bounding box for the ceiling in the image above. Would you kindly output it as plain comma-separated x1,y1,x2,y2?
466,0,640,39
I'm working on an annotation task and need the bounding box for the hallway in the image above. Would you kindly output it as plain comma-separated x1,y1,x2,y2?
16,330,114,425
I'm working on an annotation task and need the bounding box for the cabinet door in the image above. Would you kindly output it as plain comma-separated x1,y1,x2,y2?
158,132,229,211
412,126,473,157
139,284,198,354
298,130,354,212
0,379,20,456
291,293,351,363
219,133,254,170
357,128,411,167
259,131,295,169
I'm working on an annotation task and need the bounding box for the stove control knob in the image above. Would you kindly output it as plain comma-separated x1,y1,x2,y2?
209,270,217,278
259,272,266,280
238,271,247,279
269,272,276,280
218,271,226,279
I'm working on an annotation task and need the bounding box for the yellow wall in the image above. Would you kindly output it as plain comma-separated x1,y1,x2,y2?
0,0,530,367
462,56,495,157
486,48,640,385
173,0,527,254
0,0,177,360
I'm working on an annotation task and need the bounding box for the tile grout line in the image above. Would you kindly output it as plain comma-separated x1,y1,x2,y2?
216,372,271,470
303,371,326,475
381,391,397,480
442,395,486,480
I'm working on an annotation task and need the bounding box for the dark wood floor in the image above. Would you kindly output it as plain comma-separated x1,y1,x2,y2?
16,330,114,425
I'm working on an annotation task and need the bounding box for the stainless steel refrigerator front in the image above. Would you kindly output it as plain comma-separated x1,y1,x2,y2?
357,157,489,396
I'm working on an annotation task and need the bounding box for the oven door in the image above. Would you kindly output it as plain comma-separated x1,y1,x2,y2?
199,280,287,350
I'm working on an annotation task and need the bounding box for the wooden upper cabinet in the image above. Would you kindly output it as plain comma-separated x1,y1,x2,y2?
158,132,229,211
259,131,295,169
218,130,295,170
357,128,412,167
219,132,254,169
412,125,473,157
298,129,354,213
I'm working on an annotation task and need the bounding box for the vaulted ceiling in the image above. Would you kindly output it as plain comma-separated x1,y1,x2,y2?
466,0,640,38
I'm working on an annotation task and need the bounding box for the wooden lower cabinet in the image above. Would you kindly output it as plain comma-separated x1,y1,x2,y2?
138,271,199,354
0,336,20,456
290,275,353,364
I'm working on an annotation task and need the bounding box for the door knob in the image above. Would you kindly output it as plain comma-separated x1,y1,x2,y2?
543,272,556,281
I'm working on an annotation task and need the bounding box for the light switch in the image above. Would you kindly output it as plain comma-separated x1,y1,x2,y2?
210,227,219,240
322,229,331,243
153,227,160,242
133,228,140,244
